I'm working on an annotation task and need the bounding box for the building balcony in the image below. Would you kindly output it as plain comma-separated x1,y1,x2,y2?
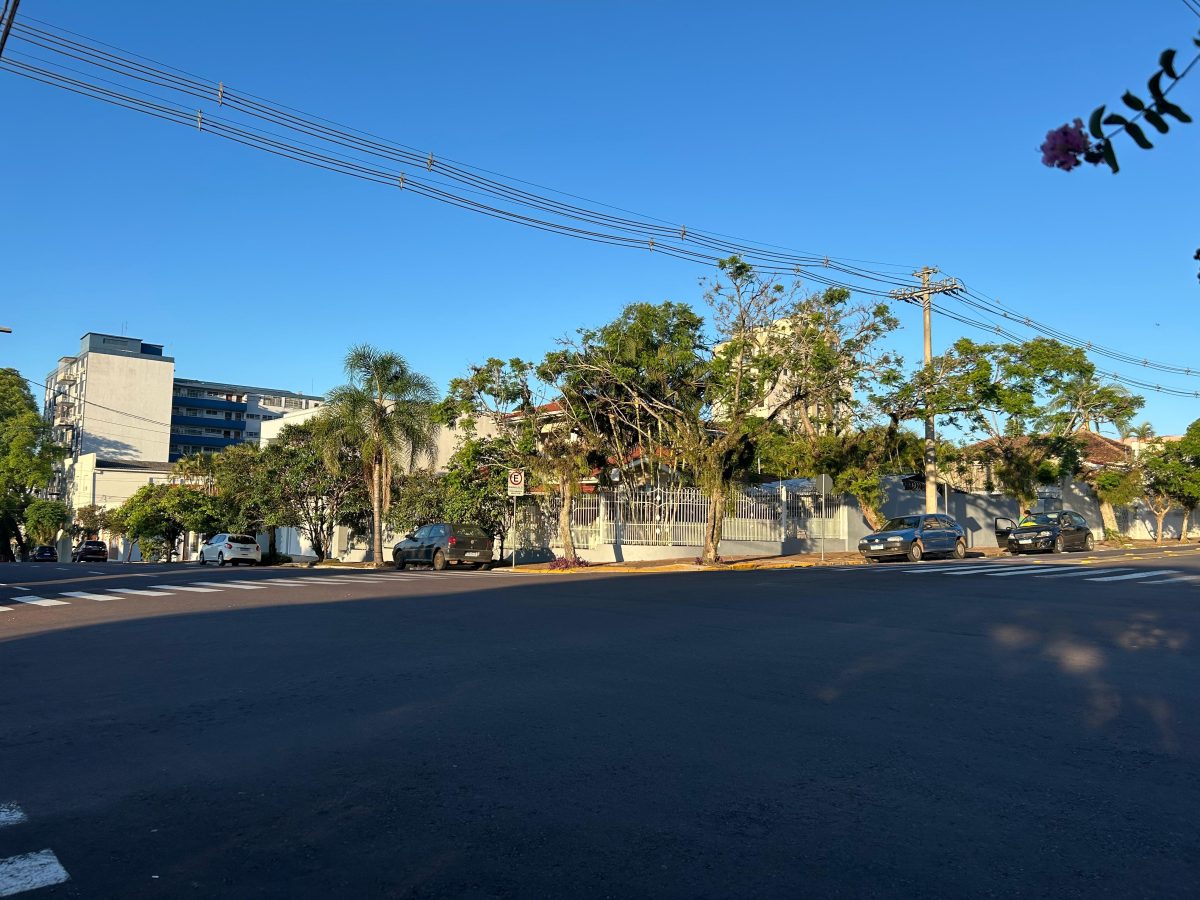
170,395,246,412
170,414,246,431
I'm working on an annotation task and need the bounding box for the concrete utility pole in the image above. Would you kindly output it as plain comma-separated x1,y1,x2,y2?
0,0,22,61
891,267,960,514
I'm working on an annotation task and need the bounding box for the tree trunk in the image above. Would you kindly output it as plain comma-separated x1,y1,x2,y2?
702,481,726,565
1155,510,1167,545
268,526,278,557
558,481,576,561
372,463,385,568
1098,499,1118,539
1179,507,1192,543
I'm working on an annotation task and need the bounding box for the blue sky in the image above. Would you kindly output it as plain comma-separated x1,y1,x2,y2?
2,0,1198,433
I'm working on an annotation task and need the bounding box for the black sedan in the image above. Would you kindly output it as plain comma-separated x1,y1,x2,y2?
30,545,58,562
858,514,967,562
393,523,494,571
996,511,1095,555
72,540,109,562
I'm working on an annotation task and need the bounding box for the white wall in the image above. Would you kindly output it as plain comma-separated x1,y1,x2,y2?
79,351,174,461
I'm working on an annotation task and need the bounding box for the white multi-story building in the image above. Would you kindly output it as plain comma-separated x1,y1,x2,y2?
170,378,322,460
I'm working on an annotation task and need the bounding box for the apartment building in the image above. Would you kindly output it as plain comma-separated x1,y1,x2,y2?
170,378,322,460
43,333,325,510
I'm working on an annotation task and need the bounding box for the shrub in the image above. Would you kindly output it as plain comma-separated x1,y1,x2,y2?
547,556,591,569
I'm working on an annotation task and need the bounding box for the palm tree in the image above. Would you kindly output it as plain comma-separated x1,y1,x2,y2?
324,345,439,566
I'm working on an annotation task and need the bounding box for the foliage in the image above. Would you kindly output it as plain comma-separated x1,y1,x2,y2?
323,345,439,566
547,555,590,569
388,469,447,534
259,420,366,562
114,484,220,561
441,437,513,543
1092,468,1142,509
1140,440,1199,544
0,368,66,560
72,503,107,539
23,499,71,545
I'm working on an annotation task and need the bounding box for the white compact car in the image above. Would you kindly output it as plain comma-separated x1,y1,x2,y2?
198,533,262,566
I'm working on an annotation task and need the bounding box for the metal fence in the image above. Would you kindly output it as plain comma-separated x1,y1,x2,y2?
516,485,844,550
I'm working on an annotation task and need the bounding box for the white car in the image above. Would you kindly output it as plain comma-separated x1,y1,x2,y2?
198,533,262,567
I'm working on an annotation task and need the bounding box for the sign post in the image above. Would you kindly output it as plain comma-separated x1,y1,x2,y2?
814,474,833,564
507,470,525,568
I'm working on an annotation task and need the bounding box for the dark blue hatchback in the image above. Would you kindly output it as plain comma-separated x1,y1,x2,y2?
858,514,967,563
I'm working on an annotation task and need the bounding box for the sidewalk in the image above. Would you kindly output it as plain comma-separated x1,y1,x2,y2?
507,546,1011,575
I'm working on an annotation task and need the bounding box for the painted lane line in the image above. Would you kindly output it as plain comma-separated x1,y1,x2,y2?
1086,569,1179,583
0,607,11,613
151,584,220,593
922,565,1009,575
280,578,353,585
13,597,69,607
1139,575,1200,584
190,581,266,590
105,588,172,597
980,566,1065,577
60,591,112,602
1037,567,1132,579
0,849,71,896
87,570,105,574
14,587,28,592
260,578,306,586
0,805,27,829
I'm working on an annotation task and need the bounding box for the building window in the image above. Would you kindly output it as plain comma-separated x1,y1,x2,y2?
284,398,302,409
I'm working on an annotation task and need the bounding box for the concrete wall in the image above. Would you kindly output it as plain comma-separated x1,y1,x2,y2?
79,350,174,461
65,454,171,512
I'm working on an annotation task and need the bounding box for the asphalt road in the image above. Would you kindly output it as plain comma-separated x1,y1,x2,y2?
1,550,1198,897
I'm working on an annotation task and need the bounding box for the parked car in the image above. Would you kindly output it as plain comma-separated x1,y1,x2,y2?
30,545,57,562
72,540,109,562
198,533,262,566
393,523,493,571
995,511,1095,555
858,514,967,562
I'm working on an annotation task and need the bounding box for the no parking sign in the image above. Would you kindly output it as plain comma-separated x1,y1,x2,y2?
507,469,526,496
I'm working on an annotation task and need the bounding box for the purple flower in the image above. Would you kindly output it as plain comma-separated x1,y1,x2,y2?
1040,119,1092,171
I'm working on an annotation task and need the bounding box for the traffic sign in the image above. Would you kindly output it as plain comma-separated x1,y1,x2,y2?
814,474,834,496
507,469,526,496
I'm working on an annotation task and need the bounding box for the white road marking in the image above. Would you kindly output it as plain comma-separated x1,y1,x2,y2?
1086,569,1178,582
13,597,69,607
1037,567,1132,579
280,577,350,585
105,588,172,597
923,565,1008,575
0,849,71,896
980,566,1063,577
150,584,219,593
87,570,104,574
260,578,307,586
189,581,266,590
60,591,112,601
1138,574,1200,584
14,587,29,592
0,805,27,829
0,607,12,613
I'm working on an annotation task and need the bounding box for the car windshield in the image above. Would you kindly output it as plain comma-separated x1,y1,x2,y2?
455,525,488,538
229,534,257,544
84,541,105,548
882,516,921,531
1018,514,1053,527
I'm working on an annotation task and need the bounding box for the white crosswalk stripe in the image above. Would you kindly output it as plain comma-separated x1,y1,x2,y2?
1086,569,1178,582
190,581,266,590
151,584,220,592
105,588,172,597
978,566,1061,577
0,804,27,829
1037,567,1131,579
1139,574,1200,584
0,848,71,895
59,591,112,601
13,597,69,607
925,565,1012,575
0,607,12,613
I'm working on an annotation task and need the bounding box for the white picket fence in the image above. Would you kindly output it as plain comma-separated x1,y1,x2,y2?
516,486,843,550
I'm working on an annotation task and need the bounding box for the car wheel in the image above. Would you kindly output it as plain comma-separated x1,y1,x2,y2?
394,554,406,571
907,541,923,563
217,552,226,567
432,550,447,571
1051,536,1065,554
1084,533,1095,551
865,556,880,564
199,553,207,565
953,539,967,560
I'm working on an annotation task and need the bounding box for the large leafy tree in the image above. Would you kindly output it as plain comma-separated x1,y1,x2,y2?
324,346,439,567
115,484,220,561
23,499,71,546
73,503,107,540
0,368,65,560
893,337,1142,503
1140,440,1198,544
260,420,365,562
